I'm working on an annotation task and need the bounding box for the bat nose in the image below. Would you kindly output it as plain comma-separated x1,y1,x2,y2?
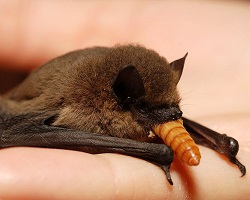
177,109,183,117
170,108,183,120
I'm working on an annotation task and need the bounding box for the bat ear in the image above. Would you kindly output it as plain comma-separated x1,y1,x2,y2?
112,65,145,106
170,53,188,85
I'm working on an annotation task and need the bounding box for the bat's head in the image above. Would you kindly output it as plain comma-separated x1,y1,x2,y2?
110,47,186,127
53,45,187,140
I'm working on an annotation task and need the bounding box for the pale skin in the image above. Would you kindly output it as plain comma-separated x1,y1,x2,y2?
0,1,250,199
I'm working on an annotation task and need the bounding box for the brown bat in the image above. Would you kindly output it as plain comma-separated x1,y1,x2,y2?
0,44,246,185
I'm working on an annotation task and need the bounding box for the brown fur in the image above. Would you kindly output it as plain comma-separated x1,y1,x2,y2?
2,44,182,140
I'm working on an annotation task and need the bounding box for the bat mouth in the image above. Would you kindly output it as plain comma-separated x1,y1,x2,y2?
150,106,183,122
134,105,183,128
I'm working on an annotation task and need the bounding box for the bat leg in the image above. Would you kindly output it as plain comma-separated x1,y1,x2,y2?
0,112,174,185
182,117,246,176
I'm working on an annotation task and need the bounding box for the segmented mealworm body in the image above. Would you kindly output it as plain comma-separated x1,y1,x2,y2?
153,119,201,166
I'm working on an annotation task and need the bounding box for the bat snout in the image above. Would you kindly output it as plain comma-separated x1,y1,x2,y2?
169,107,183,121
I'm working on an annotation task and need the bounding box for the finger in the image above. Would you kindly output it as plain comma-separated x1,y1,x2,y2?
0,116,249,199
0,147,173,200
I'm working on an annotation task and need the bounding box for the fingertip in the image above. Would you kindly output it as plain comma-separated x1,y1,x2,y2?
0,148,203,200
0,148,171,199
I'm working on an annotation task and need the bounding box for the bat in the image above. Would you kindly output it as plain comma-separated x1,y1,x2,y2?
0,44,246,185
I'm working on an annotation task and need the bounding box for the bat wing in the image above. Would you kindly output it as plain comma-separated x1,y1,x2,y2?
0,110,174,185
182,117,246,176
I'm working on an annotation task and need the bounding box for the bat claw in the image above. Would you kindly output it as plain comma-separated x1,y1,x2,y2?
160,164,173,185
229,156,246,177
235,158,246,177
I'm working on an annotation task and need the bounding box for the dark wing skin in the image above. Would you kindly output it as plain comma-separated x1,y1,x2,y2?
0,110,174,185
183,117,246,176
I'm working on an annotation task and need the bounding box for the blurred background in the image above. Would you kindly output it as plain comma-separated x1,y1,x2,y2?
0,0,250,118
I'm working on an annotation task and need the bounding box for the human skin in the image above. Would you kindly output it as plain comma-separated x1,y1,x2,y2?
0,1,249,199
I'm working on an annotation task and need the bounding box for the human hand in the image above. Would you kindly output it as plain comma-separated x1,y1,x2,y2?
0,1,249,199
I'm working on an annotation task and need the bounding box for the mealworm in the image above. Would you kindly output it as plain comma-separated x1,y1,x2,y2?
153,119,201,166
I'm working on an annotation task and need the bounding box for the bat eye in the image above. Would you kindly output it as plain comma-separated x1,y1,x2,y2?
120,97,136,109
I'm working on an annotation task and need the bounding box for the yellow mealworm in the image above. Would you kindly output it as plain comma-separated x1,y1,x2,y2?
153,119,201,166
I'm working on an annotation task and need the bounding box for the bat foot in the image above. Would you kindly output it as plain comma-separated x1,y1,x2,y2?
160,164,173,185
229,157,246,177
